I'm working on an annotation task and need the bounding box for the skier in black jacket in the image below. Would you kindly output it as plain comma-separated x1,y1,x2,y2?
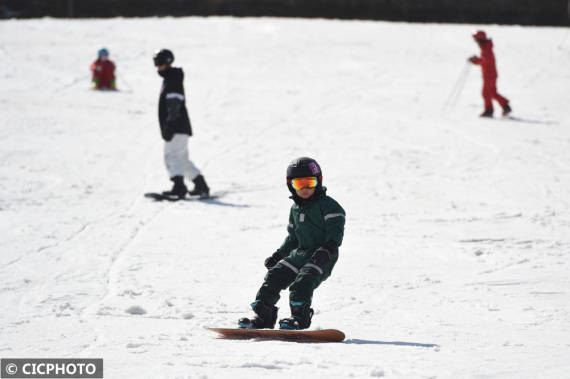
154,49,210,199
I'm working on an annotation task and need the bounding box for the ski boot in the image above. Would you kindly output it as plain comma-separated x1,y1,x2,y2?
188,174,210,199
162,176,187,199
238,300,278,329
480,107,493,118
502,103,512,116
279,301,314,330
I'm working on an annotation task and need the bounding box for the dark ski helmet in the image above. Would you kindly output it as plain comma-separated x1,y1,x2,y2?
286,157,323,196
98,48,109,57
153,49,174,66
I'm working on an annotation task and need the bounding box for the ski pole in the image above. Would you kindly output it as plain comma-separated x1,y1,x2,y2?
443,63,468,110
443,62,471,111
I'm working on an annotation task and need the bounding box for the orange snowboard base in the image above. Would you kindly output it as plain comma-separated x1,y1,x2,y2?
208,327,345,343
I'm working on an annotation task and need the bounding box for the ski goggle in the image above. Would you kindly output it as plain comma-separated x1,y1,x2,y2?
289,176,318,190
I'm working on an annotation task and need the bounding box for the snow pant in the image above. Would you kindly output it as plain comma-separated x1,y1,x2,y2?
255,249,338,307
482,79,509,110
164,133,200,181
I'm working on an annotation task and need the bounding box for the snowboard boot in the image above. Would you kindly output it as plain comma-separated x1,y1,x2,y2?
279,301,314,330
480,107,493,118
188,174,210,199
502,103,512,116
162,176,187,199
238,300,278,329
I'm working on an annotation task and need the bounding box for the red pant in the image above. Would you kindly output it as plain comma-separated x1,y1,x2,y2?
482,79,508,110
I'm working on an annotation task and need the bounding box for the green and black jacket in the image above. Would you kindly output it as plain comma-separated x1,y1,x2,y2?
275,188,345,271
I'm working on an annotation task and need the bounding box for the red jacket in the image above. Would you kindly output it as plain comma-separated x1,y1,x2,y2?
471,40,497,81
90,59,116,89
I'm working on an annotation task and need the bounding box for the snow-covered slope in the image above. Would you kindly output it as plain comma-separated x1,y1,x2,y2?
1,17,569,378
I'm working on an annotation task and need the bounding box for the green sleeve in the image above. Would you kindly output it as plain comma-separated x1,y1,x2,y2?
322,198,346,247
275,209,298,257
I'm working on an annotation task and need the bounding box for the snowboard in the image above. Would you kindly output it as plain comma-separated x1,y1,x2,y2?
207,327,345,343
144,192,223,202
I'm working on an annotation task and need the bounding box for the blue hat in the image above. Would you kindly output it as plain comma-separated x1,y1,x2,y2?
98,48,109,57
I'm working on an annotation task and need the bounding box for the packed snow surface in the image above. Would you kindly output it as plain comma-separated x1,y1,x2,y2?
1,17,569,378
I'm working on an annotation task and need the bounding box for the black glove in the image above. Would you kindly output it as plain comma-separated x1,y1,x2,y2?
468,55,477,63
264,252,281,269
311,243,338,267
162,128,174,141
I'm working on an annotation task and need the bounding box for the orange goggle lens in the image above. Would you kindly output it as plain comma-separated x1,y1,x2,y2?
290,177,318,190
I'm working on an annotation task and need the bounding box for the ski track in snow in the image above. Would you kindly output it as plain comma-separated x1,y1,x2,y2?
1,17,570,378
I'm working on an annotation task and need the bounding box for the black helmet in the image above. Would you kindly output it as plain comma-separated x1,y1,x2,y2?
153,49,174,66
286,157,323,197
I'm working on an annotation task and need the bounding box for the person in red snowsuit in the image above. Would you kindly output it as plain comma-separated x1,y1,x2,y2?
90,48,116,90
468,31,511,117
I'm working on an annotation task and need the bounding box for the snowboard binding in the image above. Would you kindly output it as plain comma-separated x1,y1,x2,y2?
238,300,278,329
162,176,187,199
188,174,210,199
279,301,314,330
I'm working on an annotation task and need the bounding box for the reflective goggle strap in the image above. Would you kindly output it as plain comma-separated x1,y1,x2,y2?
279,260,299,274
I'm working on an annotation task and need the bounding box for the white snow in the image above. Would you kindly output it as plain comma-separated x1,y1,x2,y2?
1,16,570,378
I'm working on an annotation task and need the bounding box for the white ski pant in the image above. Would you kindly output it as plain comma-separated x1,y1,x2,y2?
164,134,201,181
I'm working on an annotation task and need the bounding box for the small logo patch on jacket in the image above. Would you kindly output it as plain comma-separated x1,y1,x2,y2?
299,213,305,222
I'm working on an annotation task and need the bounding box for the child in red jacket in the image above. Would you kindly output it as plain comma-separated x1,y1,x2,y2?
90,48,116,90
468,31,511,117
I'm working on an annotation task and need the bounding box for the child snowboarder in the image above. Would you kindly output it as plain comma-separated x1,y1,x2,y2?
239,157,346,330
153,48,210,199
468,30,511,117
90,48,116,90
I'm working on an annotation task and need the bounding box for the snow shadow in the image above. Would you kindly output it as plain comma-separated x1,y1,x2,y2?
344,339,439,348
145,195,250,208
504,116,558,125
196,198,251,208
